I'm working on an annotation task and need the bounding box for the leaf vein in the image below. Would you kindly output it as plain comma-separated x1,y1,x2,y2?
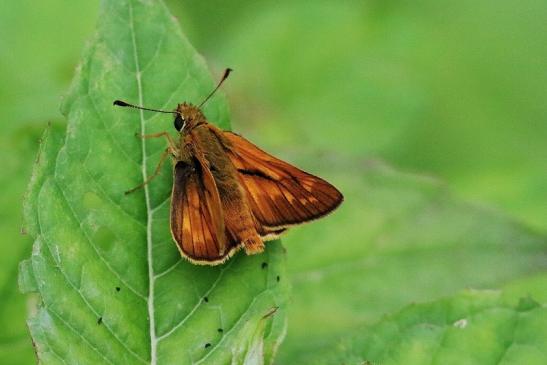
87,93,141,166
157,260,234,340
193,290,272,365
80,164,146,228
53,177,147,300
37,189,148,364
154,259,182,279
139,26,167,74
127,2,158,364
46,308,116,365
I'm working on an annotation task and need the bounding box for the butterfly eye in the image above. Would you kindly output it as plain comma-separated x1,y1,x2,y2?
174,114,185,131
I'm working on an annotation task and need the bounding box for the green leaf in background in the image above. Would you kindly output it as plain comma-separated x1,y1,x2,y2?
277,163,547,363
0,1,99,133
299,290,547,365
216,0,547,230
20,0,288,364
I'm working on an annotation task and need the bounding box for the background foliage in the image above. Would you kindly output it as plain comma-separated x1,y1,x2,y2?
0,0,546,364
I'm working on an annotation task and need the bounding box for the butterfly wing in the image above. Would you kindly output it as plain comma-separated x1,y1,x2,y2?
221,132,343,230
170,157,232,265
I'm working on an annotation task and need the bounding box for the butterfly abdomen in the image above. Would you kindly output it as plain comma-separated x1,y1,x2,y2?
242,236,264,254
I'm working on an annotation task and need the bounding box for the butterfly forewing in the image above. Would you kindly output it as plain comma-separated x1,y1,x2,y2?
221,132,343,229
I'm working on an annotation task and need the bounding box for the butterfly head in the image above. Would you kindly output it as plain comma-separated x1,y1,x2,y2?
174,103,205,132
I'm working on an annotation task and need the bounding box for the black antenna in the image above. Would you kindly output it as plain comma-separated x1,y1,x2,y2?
198,68,232,108
113,100,176,114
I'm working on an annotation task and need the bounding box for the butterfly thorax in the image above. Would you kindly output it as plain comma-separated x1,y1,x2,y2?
189,124,235,179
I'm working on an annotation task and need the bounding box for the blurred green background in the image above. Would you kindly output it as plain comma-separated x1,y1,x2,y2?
1,0,546,364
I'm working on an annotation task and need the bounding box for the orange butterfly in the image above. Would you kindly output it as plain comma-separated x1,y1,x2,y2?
114,69,343,265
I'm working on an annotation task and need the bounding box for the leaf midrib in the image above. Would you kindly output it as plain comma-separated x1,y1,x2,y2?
127,2,157,364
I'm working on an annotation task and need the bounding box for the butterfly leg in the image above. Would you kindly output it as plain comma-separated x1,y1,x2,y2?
125,148,171,195
136,131,177,150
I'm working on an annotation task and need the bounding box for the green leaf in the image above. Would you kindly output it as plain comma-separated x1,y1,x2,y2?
24,123,66,239
299,290,547,365
20,123,65,297
21,1,288,364
277,163,547,363
18,259,37,294
0,124,49,365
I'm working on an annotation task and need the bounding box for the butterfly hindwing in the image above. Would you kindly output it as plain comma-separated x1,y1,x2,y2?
221,131,343,230
170,157,232,264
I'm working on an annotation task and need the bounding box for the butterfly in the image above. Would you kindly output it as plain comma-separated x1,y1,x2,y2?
114,69,343,265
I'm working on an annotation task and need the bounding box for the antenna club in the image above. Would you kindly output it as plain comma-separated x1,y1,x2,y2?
197,68,234,108
113,100,130,107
